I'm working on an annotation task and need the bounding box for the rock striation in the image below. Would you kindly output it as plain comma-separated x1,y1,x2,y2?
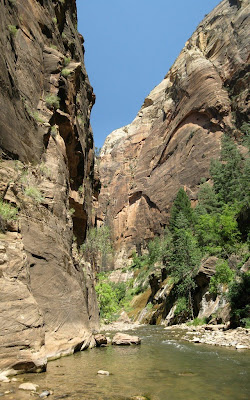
98,0,250,268
0,0,98,376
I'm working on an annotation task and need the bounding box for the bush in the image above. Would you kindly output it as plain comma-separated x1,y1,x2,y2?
209,260,235,295
61,68,71,77
25,187,44,203
187,317,207,326
45,95,60,109
64,56,71,66
0,200,18,221
228,273,250,327
8,25,17,36
174,297,188,316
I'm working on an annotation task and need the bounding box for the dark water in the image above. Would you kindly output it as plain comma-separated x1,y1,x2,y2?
4,326,250,400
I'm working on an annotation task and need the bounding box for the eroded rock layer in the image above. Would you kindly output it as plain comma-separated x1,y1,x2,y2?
98,0,250,268
0,0,98,376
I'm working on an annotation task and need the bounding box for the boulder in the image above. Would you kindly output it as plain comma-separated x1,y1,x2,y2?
94,334,108,347
112,333,141,345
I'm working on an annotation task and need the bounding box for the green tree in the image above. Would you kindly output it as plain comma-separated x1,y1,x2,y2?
209,260,235,295
170,213,202,318
228,272,250,328
169,187,194,231
81,225,112,271
210,135,243,204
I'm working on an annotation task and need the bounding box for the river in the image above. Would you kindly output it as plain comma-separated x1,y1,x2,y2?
3,326,250,400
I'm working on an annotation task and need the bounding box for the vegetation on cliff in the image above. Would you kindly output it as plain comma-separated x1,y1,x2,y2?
97,134,250,326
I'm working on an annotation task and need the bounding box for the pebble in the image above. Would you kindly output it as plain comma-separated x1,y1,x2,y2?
97,370,110,376
39,390,52,398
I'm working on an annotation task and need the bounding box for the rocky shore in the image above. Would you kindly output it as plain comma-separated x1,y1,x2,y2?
165,324,250,350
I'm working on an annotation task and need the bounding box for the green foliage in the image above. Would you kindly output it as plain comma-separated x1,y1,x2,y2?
52,17,57,24
170,213,201,297
228,272,250,327
45,95,60,109
210,135,244,204
0,200,18,222
169,187,194,231
24,187,44,203
95,276,127,322
32,111,45,124
81,225,112,270
187,317,207,326
209,261,235,295
50,44,58,50
61,68,71,77
64,56,71,66
174,297,188,316
195,183,220,215
195,203,240,256
241,122,250,135
8,25,18,36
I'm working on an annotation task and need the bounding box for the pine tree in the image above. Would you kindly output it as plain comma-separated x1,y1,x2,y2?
171,212,202,318
210,135,243,204
169,187,193,231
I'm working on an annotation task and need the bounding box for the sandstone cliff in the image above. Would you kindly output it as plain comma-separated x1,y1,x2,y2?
0,0,98,377
98,0,249,269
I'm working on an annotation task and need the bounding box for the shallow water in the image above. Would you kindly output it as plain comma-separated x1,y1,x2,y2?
4,326,250,400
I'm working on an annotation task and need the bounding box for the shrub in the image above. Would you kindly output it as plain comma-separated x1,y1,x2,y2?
25,187,44,203
174,297,188,316
8,25,18,36
187,317,207,326
64,56,71,66
52,17,57,24
0,200,18,221
61,68,71,77
209,260,235,295
45,95,60,109
49,44,58,50
32,111,45,124
228,272,250,327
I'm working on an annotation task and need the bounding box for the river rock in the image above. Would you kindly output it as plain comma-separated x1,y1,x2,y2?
131,397,150,400
19,382,39,391
97,370,110,376
112,333,141,345
94,334,108,347
39,390,52,398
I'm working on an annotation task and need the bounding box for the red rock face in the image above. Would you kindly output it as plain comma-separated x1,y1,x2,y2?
98,0,249,268
0,0,98,375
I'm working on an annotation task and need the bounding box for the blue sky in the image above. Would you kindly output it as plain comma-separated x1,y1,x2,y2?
76,0,220,149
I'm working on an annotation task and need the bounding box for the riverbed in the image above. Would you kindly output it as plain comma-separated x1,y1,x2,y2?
1,326,250,400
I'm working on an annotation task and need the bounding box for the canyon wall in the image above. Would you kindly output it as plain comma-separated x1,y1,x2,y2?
0,0,99,377
98,0,249,269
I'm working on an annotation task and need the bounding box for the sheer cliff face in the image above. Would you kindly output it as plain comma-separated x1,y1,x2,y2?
0,0,98,376
98,0,250,268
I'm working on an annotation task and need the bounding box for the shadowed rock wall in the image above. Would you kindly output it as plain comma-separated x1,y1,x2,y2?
0,0,98,376
98,0,250,268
